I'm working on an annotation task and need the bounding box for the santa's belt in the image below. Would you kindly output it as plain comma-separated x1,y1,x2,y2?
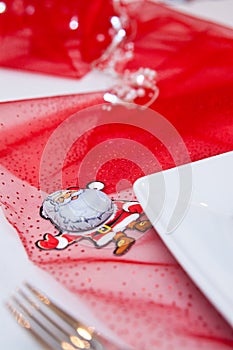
96,224,112,234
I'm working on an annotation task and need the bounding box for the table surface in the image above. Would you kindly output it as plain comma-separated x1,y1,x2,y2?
0,1,233,349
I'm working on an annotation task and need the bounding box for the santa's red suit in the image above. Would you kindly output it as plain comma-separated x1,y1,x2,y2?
38,201,143,250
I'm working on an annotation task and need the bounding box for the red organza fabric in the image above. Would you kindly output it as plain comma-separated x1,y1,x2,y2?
0,0,118,77
1,2,233,350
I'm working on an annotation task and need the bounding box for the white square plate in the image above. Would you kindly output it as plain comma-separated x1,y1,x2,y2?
134,151,233,326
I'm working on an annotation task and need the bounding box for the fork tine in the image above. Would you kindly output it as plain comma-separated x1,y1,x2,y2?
6,301,57,350
24,282,87,331
12,293,64,345
18,288,69,340
6,283,107,350
17,288,92,349
7,294,92,350
24,282,97,343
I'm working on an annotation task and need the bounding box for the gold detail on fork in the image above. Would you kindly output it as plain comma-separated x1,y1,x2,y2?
25,282,50,305
70,335,90,349
24,281,95,344
77,327,92,341
6,302,30,329
6,301,54,350
25,282,78,327
61,341,78,350
6,282,107,350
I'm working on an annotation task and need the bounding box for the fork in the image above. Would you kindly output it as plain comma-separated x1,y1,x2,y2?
5,282,109,350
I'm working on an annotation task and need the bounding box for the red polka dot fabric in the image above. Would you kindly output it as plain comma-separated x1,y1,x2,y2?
1,3,233,349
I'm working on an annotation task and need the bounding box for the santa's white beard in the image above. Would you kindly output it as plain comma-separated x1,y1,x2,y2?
42,189,114,233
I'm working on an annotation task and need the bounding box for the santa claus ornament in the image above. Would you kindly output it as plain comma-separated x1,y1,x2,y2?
37,181,151,256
